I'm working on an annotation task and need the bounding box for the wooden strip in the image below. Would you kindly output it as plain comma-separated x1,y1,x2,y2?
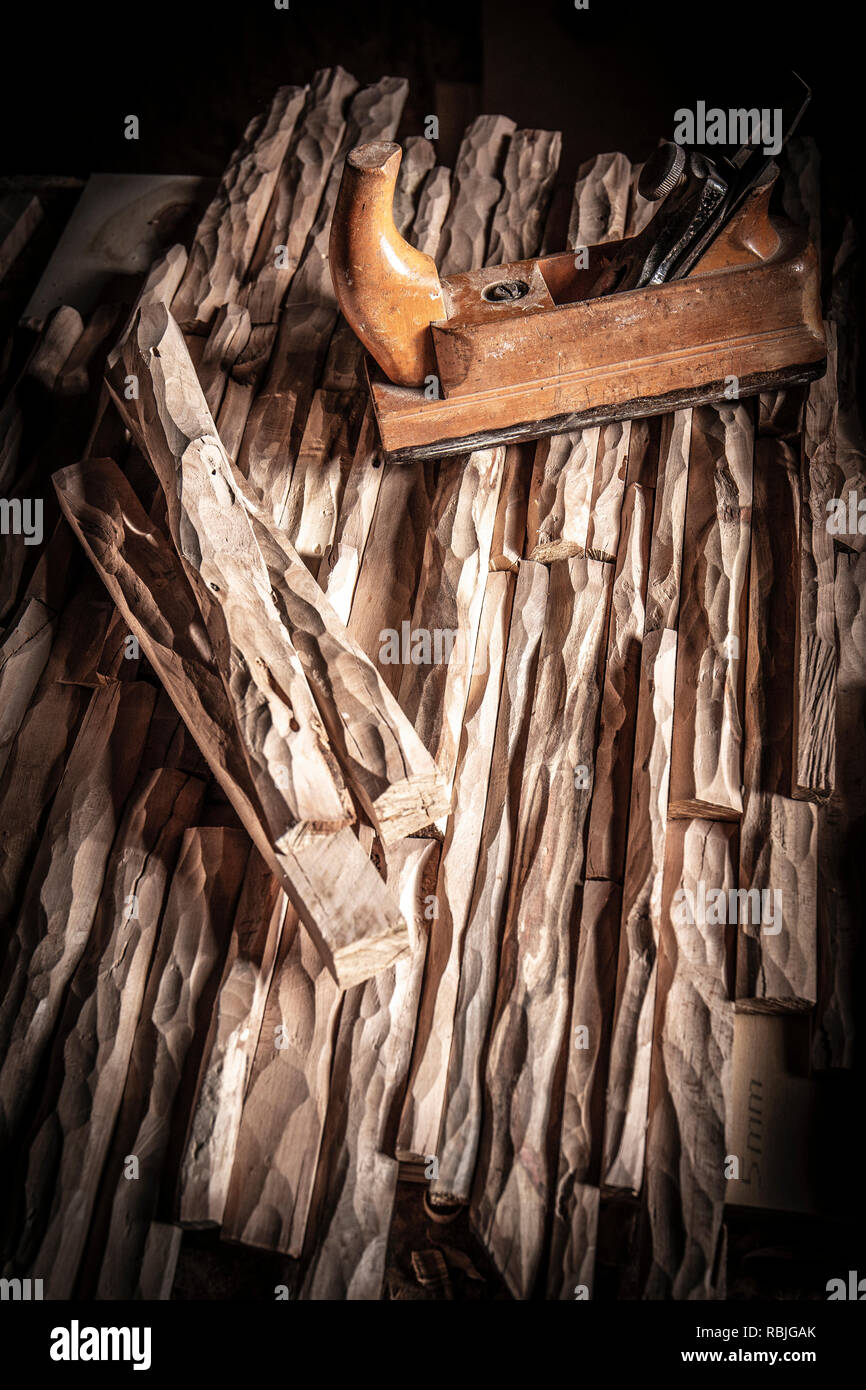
392,136,436,236
584,419,632,561
299,841,433,1299
396,572,513,1161
317,405,384,622
21,770,207,1298
470,557,612,1298
171,85,306,331
395,447,505,785
0,682,157,1150
93,827,249,1300
411,165,452,261
568,152,631,249
431,560,548,1204
0,596,54,781
547,877,622,1299
179,851,285,1226
668,403,753,820
525,427,597,561
220,899,341,1256
585,483,652,880
437,115,516,277
136,1223,182,1300
486,128,561,266
602,413,691,1191
54,457,409,988
489,442,529,572
643,818,736,1301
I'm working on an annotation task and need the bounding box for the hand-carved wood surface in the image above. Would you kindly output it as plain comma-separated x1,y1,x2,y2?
0,80,856,1303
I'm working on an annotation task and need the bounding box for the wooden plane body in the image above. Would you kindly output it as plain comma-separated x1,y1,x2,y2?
330,142,826,463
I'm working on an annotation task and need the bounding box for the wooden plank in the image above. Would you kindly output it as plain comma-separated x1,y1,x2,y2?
585,482,652,880
0,682,157,1152
54,457,409,989
470,557,612,1298
486,128,561,266
395,448,505,787
602,411,691,1191
643,818,736,1301
668,403,753,819
396,572,513,1161
489,442,529,572
437,115,516,277
584,419,632,561
171,85,306,332
220,899,341,1256
431,559,548,1204
299,840,433,1299
20,769,206,1298
525,427,597,562
93,827,249,1300
179,851,286,1226
568,152,631,249
547,880,622,1298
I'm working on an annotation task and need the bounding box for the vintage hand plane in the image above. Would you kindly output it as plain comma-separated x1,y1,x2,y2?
329,87,825,463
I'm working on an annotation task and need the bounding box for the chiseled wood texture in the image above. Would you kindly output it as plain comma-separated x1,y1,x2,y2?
547,880,622,1298
93,827,249,1299
568,151,632,249
643,819,736,1301
171,85,306,331
437,115,515,277
603,410,691,1192
299,840,434,1299
432,560,548,1204
20,769,206,1298
486,128,561,267
470,557,612,1298
54,457,409,989
0,682,157,1154
396,572,513,1162
179,851,286,1226
668,404,753,819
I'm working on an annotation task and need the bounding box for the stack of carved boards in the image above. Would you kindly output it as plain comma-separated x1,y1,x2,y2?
0,69,861,1300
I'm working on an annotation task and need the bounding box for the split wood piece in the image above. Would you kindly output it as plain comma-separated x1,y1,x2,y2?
21,769,206,1299
396,573,513,1161
568,152,631,250
625,163,659,238
0,596,54,781
220,899,341,1256
53,457,409,987
239,68,359,343
179,851,286,1226
736,792,818,1011
411,165,452,261
828,221,866,554
437,115,516,276
0,192,42,282
0,681,157,1151
585,483,652,881
584,419,633,561
643,818,736,1301
812,548,866,1070
395,447,506,786
601,629,677,1191
431,560,548,1204
486,128,562,266
276,386,365,559
743,430,801,797
489,443,530,572
668,403,754,820
196,302,252,419
235,492,452,843
392,136,436,237
171,86,306,332
136,1223,182,1301
107,242,188,376
346,457,439,693
470,557,612,1299
317,405,385,622
797,321,839,800
547,880,622,1299
525,427,598,562
112,303,356,838
299,840,433,1299
92,827,249,1300
602,415,691,1191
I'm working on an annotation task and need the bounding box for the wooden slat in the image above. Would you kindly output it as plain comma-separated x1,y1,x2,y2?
668,404,753,820
568,152,631,249
431,560,548,1203
93,827,249,1299
643,818,736,1301
470,557,612,1298
179,851,285,1226
437,115,516,277
486,128,561,266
